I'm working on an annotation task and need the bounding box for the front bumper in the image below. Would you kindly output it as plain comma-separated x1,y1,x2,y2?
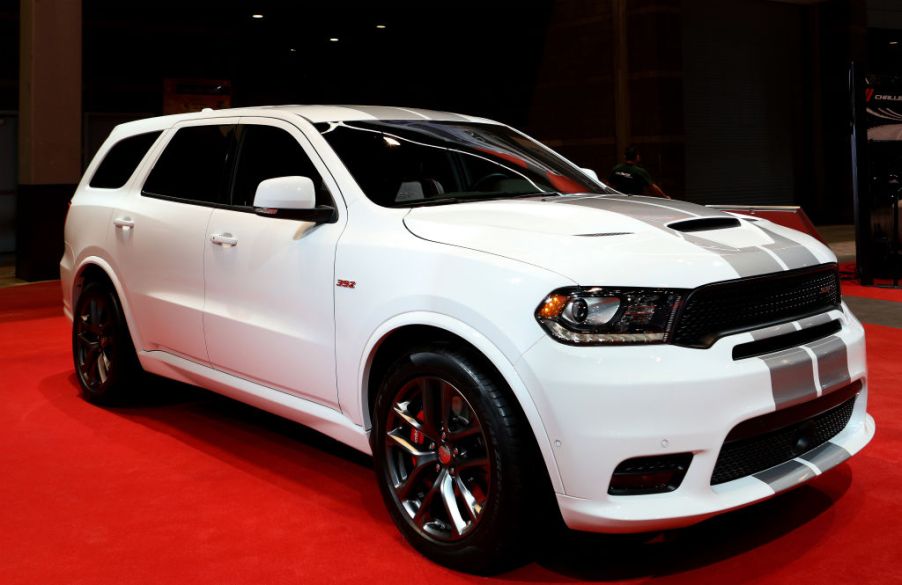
515,305,874,533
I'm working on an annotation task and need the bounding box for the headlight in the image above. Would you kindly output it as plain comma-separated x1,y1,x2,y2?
535,287,687,345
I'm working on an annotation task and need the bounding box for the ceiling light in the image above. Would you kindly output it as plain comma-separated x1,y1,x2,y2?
329,37,340,42
252,14,264,19
376,24,387,29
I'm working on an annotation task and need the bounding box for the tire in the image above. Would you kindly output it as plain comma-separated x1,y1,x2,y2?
72,280,141,405
371,343,546,574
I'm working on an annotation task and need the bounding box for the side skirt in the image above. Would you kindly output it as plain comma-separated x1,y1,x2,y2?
138,350,372,455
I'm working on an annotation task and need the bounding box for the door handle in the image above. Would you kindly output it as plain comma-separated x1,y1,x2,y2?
210,232,239,247
113,217,135,229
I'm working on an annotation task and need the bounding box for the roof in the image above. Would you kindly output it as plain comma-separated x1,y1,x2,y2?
264,104,495,124
108,105,498,139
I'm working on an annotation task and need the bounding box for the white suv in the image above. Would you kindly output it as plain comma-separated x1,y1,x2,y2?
61,105,875,573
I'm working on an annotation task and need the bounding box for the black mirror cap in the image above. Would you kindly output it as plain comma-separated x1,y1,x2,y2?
254,205,338,224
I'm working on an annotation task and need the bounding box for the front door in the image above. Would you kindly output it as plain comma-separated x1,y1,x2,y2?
202,117,345,408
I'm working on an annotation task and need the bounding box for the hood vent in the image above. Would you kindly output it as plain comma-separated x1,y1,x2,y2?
668,217,741,233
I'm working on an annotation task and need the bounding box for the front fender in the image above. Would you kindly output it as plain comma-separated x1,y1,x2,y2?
352,311,564,493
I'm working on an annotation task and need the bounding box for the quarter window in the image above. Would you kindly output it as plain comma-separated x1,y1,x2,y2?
89,131,162,189
231,125,331,208
142,124,236,205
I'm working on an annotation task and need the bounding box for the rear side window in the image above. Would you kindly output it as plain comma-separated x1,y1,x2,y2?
142,124,236,205
89,131,162,189
231,125,331,208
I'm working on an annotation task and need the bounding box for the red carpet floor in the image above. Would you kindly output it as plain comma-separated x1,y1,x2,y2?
1,282,901,584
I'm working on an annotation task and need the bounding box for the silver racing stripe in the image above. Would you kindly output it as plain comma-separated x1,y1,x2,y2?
342,105,431,120
760,347,818,409
797,442,851,472
755,314,850,408
395,107,470,121
753,460,816,493
750,321,798,341
681,233,785,276
557,196,789,277
755,224,820,270
340,105,471,122
798,312,836,329
604,195,726,218
806,335,851,393
558,196,695,226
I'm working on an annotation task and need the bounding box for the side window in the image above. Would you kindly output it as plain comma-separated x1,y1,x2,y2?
231,125,332,208
142,124,236,205
89,131,162,189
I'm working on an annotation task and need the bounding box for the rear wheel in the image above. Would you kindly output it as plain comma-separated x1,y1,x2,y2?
72,281,141,404
372,343,545,573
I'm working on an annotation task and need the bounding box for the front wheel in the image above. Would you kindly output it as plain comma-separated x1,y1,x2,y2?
372,344,547,573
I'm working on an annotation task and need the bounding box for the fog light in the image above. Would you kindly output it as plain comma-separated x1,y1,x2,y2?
608,453,693,495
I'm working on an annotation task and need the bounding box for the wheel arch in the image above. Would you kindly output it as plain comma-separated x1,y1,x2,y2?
71,256,144,351
358,314,564,492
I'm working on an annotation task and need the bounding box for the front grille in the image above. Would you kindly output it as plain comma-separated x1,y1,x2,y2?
711,389,857,485
671,264,841,348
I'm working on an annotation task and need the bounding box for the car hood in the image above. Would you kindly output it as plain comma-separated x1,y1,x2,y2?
402,195,835,288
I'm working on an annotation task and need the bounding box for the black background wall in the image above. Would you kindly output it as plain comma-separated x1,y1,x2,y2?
1,0,896,274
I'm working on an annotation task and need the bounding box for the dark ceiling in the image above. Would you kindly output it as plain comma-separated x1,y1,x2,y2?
78,0,552,125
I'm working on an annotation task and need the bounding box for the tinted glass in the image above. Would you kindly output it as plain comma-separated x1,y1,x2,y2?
142,125,235,204
321,121,610,207
231,125,331,208
89,131,162,189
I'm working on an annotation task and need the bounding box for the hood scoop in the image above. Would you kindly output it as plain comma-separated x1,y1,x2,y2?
667,217,741,233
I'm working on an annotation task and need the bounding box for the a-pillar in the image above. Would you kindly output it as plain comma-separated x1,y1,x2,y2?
17,0,81,281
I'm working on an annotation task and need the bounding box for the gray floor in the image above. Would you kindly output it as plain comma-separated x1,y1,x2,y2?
818,224,856,263
844,296,902,328
817,225,902,328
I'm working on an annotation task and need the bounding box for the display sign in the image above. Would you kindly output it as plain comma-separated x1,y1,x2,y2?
851,70,902,283
866,75,902,141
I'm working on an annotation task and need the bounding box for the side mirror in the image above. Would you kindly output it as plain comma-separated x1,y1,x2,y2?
253,176,338,223
581,168,600,181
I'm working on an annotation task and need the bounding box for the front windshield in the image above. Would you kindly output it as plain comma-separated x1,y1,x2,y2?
319,120,612,207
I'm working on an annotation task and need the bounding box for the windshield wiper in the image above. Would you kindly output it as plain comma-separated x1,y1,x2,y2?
393,197,467,208
393,191,559,208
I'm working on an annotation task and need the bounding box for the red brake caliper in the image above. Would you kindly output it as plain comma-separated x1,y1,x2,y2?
410,410,427,446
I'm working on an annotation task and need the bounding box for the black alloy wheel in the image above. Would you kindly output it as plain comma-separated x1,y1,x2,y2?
73,281,140,404
383,375,491,541
372,344,549,574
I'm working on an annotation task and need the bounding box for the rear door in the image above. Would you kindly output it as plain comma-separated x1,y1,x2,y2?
110,118,238,362
202,117,345,407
